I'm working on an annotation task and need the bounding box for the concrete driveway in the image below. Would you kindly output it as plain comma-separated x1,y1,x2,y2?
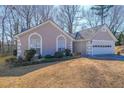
89,54,124,61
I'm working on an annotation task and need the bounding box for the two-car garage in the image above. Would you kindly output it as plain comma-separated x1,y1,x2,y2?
74,24,117,56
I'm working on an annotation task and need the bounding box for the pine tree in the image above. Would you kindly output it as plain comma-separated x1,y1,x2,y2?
116,32,124,45
91,5,113,25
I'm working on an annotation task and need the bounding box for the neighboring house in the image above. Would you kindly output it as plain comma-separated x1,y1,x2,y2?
15,20,117,57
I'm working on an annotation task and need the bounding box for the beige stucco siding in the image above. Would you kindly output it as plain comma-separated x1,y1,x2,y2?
18,22,73,56
93,31,113,40
73,41,87,55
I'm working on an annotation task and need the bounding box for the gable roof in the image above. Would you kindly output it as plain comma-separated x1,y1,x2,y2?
74,24,117,41
74,32,84,40
15,20,74,40
15,20,117,42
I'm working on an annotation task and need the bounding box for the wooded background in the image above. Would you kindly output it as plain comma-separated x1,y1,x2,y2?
0,5,124,55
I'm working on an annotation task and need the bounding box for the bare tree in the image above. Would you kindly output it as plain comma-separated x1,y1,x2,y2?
84,9,100,28
107,6,124,35
32,5,54,26
0,6,9,54
14,5,35,30
0,5,124,55
55,5,80,34
2,6,20,54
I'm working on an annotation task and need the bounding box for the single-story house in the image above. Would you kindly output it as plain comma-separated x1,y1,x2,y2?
15,20,117,57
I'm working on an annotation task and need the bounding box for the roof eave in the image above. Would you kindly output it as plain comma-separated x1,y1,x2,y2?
14,20,74,41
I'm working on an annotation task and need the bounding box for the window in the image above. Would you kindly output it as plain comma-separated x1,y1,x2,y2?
29,34,41,55
58,48,65,51
57,35,66,51
93,45,112,48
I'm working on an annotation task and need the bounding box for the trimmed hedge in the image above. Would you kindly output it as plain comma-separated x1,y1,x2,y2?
5,48,79,68
54,51,64,58
64,49,72,56
45,55,54,58
5,56,80,68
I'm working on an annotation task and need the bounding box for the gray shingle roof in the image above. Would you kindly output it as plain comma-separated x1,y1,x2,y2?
74,24,106,40
65,32,75,39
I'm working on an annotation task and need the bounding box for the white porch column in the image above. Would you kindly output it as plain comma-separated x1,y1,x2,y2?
17,38,21,57
86,41,92,55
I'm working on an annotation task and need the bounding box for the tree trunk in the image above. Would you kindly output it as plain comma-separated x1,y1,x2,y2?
1,19,5,54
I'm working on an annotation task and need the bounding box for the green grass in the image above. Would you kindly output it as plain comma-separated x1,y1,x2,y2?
40,56,79,63
41,58,57,62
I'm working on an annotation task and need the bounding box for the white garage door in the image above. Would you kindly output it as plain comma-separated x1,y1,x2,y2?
92,40,115,55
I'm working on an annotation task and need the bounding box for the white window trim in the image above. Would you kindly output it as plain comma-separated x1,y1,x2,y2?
70,41,73,53
28,32,42,55
56,34,67,51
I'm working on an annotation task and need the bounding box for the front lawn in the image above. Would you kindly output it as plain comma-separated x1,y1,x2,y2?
0,58,124,87
0,56,12,63
0,56,15,70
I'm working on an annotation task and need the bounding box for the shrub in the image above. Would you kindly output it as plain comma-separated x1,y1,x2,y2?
13,49,17,56
117,51,121,55
54,51,64,58
24,48,36,61
5,57,17,63
74,52,81,56
38,54,42,59
45,55,53,58
5,57,18,68
64,49,72,56
17,56,24,62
